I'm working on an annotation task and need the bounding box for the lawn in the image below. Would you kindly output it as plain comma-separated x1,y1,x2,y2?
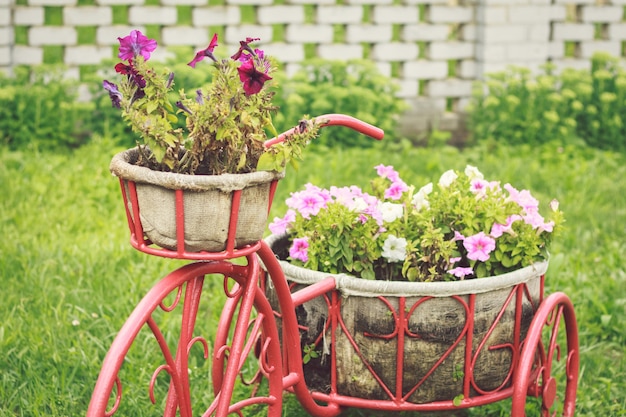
1,136,625,416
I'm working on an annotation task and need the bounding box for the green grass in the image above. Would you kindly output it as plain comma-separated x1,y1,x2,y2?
1,137,625,416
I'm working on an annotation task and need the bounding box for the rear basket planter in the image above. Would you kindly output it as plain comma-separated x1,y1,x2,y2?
265,233,548,404
110,148,284,253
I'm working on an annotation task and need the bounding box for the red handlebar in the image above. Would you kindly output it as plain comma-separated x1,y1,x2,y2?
264,113,384,148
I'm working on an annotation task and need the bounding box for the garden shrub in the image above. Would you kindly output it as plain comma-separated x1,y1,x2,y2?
468,52,626,151
0,66,95,150
271,59,408,148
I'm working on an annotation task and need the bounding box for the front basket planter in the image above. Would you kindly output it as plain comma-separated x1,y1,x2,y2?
265,234,549,405
110,148,284,255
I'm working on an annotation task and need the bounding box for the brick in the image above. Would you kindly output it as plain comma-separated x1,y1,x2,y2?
402,59,448,80
0,7,9,25
549,4,567,21
227,0,272,5
0,46,10,66
403,0,448,4
402,24,449,42
96,0,143,5
345,0,392,5
581,6,623,23
14,7,44,25
192,6,240,27
65,45,112,64
482,25,527,43
505,43,549,61
395,78,418,99
528,24,550,42
476,44,506,62
287,0,335,5
548,40,565,59
509,5,553,23
551,58,591,73
375,61,391,77
461,24,476,42
428,41,473,60
317,6,363,24
608,23,626,40
553,23,594,41
162,26,209,46
345,24,392,43
427,78,472,98
0,27,11,45
580,40,621,59
262,42,304,63
258,5,304,24
458,59,476,79
475,5,506,24
285,24,333,43
12,45,44,64
372,6,419,24
371,42,418,61
317,43,363,60
64,7,112,26
129,7,177,25
225,25,273,44
29,26,77,45
97,25,147,45
28,0,76,5
429,6,473,24
161,0,206,5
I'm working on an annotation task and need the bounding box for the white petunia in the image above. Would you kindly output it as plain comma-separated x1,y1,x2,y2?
438,169,458,187
378,202,404,223
412,182,432,211
381,235,407,262
464,165,484,180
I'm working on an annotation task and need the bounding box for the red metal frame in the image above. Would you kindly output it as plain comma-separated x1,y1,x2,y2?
88,114,578,417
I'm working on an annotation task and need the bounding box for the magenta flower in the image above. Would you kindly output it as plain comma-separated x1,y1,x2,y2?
448,267,474,279
102,80,122,108
289,237,309,262
231,37,261,61
268,209,296,235
286,186,330,219
117,30,157,61
237,58,272,95
463,232,496,262
188,33,219,68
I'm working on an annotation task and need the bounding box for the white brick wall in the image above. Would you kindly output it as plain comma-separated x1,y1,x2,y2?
64,7,112,25
258,5,305,24
192,6,241,27
2,0,626,107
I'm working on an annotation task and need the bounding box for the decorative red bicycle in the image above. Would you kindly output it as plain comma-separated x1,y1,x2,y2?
87,114,579,417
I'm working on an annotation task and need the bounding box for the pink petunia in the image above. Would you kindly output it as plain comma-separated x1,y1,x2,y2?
447,267,474,279
289,237,309,262
490,215,522,238
384,180,408,200
504,184,539,212
268,209,296,235
375,164,400,182
463,232,496,262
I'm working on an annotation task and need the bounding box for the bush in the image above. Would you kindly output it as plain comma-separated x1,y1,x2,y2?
467,52,626,151
271,59,408,148
0,66,94,150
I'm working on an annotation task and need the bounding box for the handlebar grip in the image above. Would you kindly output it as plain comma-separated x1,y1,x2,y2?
264,113,384,148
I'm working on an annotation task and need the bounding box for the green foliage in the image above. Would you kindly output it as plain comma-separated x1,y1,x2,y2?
1,139,626,416
0,65,93,150
275,164,562,282
468,52,626,151
271,59,408,148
